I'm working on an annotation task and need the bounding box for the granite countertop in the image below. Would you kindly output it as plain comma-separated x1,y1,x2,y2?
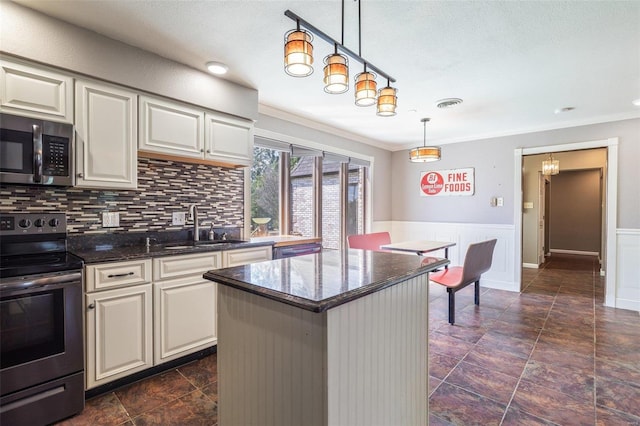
204,249,448,313
72,240,274,264
250,235,322,247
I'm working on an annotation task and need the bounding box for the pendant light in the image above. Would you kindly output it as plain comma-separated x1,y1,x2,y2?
409,118,441,162
542,153,559,175
376,79,398,116
353,1,377,106
284,21,314,77
323,44,349,94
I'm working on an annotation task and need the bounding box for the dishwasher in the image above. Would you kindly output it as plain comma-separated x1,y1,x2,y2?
273,242,322,259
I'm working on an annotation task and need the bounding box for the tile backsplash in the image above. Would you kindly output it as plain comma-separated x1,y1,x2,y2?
0,158,245,235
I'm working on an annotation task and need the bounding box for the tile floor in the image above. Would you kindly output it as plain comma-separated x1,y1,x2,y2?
57,253,639,425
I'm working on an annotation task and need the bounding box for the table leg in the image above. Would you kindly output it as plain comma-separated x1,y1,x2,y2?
444,247,449,269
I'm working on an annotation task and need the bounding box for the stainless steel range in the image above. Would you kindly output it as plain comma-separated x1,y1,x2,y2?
0,212,84,426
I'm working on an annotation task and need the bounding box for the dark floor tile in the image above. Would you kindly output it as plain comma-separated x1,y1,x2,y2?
115,369,196,417
429,382,506,426
596,376,640,418
429,351,462,380
429,332,475,359
497,310,548,329
475,330,536,359
596,405,640,425
489,319,542,341
463,344,528,379
201,381,218,402
536,329,595,357
55,392,130,426
596,339,640,367
530,339,594,370
511,379,595,425
433,321,487,344
501,407,557,425
445,360,519,405
178,352,218,389
428,413,455,426
429,376,442,396
521,359,594,402
132,389,217,426
595,358,640,388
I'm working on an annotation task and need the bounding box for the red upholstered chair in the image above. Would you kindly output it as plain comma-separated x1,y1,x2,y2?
347,232,392,252
430,239,497,325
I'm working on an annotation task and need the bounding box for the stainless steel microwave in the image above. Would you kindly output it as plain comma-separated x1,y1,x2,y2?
0,113,74,186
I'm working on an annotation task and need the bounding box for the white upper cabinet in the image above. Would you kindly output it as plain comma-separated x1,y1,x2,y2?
205,112,254,167
138,95,253,168
75,79,138,189
138,95,204,159
0,58,73,123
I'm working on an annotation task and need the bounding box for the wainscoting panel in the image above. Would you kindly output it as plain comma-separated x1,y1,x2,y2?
616,229,640,311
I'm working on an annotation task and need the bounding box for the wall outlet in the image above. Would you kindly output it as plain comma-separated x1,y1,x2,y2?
172,211,186,225
496,197,504,207
102,212,120,228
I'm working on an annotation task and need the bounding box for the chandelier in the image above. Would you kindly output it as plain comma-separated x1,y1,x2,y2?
409,118,441,162
283,1,397,116
542,153,559,175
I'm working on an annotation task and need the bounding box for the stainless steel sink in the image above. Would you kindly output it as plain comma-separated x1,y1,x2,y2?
196,239,247,245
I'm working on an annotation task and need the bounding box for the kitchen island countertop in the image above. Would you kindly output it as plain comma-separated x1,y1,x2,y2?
204,249,447,312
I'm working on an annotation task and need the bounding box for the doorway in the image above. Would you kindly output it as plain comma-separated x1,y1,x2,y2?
513,138,619,307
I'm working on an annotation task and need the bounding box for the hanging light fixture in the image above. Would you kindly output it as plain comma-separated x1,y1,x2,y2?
410,118,441,162
323,44,349,94
283,5,396,114
353,1,377,106
284,21,314,77
377,79,398,116
542,153,559,175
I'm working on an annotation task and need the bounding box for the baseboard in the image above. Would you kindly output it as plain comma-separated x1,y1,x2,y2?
522,263,539,269
550,249,599,256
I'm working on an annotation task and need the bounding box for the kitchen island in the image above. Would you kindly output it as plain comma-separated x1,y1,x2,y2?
204,249,448,426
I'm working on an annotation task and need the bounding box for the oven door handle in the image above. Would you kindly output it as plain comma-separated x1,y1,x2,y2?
0,272,82,294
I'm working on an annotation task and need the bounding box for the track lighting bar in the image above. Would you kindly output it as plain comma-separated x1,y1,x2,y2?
284,9,396,83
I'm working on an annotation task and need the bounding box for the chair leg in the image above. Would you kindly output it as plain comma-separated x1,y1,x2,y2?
448,288,455,324
475,280,480,305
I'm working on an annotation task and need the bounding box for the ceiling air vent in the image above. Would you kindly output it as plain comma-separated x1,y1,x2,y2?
436,98,463,109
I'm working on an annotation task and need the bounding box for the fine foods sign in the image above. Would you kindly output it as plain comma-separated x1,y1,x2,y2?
420,168,475,196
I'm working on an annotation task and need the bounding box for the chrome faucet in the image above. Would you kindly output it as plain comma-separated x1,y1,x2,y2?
189,204,199,241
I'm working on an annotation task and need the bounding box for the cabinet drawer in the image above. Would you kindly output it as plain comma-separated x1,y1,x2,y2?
223,246,272,268
85,259,152,292
153,252,223,281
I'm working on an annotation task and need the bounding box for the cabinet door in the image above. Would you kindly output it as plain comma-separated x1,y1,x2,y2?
204,112,253,167
0,59,73,123
139,96,204,159
154,277,217,364
85,284,153,389
223,246,273,267
75,80,137,189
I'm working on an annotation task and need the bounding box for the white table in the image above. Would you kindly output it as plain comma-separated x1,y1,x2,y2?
381,240,456,267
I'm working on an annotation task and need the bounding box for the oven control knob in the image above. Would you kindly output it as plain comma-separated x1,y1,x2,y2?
49,218,60,227
19,219,32,228
34,218,46,227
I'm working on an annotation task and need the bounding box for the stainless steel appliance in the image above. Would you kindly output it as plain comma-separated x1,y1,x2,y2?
0,113,74,186
0,212,84,426
273,242,322,259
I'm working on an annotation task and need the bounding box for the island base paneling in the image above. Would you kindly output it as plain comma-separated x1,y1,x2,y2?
217,273,429,426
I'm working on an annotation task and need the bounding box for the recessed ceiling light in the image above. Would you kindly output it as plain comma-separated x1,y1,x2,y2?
633,98,640,106
206,61,229,75
554,106,575,114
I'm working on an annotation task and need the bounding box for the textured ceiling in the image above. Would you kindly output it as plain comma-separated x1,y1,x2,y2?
13,0,640,150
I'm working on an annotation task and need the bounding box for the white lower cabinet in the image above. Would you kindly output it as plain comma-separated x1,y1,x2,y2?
85,283,153,389
153,277,217,364
223,246,272,267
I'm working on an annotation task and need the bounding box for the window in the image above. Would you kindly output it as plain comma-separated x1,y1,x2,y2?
251,138,369,249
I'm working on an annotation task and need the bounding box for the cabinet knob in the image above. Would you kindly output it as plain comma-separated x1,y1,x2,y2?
206,149,211,154
200,149,204,153
77,173,84,178
88,303,95,309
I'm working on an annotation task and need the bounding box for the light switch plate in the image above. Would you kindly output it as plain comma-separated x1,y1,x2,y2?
172,212,186,225
102,212,120,228
497,197,504,207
